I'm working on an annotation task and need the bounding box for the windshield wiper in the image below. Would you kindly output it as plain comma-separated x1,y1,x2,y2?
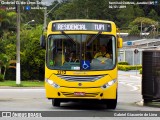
60,31,76,44
86,31,102,46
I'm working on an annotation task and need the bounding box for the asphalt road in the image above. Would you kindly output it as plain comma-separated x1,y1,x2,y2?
0,71,160,119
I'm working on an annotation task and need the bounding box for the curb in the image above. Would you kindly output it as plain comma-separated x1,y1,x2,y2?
0,86,44,89
144,102,160,108
136,101,160,108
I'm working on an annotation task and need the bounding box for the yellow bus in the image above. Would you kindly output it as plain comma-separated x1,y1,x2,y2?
40,19,123,109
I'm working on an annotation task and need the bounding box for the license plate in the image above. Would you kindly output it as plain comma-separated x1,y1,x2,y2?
74,92,85,96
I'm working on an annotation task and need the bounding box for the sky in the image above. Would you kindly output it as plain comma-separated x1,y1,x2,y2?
41,0,59,6
41,0,53,5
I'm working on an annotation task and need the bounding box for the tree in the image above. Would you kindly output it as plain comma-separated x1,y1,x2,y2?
116,5,135,28
0,54,10,81
20,25,45,80
54,2,75,19
129,25,140,35
129,17,157,28
0,40,5,53
0,10,16,29
129,17,158,38
133,5,144,17
148,9,159,21
53,0,109,20
1,30,16,60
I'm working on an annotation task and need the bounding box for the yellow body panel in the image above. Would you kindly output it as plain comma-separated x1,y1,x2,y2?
45,66,118,100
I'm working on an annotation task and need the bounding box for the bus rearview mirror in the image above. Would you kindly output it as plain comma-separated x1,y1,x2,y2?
40,35,46,49
118,37,123,48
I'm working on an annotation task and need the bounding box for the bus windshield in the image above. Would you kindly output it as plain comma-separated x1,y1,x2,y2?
47,33,116,70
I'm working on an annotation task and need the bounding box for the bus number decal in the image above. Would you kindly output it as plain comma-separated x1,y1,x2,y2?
57,70,66,74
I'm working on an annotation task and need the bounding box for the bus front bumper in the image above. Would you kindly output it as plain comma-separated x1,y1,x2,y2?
45,82,117,100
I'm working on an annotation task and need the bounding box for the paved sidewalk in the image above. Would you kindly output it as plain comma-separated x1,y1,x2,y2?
118,70,142,79
118,70,160,107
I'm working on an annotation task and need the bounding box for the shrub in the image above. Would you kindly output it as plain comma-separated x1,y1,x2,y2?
0,74,4,82
118,65,142,71
5,68,16,80
118,61,129,65
139,68,142,74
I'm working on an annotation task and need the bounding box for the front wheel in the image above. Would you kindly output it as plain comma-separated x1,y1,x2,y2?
52,99,61,107
106,99,117,109
105,91,117,109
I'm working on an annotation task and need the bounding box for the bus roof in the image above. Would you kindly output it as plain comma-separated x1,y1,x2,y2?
48,19,115,24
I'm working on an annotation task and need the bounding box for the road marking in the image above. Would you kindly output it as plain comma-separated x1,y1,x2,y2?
126,83,139,91
130,76,141,80
119,81,141,91
119,82,139,91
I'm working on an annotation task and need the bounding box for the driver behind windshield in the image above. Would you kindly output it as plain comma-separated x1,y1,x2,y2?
94,45,110,59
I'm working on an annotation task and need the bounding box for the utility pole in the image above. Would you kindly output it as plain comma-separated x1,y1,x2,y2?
16,2,21,85
140,21,142,38
43,8,47,31
157,22,159,36
43,2,59,32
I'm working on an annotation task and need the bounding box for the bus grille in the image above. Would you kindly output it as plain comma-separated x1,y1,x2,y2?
61,92,100,97
56,75,105,82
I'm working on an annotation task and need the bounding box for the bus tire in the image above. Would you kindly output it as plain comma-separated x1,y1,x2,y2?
106,99,117,109
105,91,117,109
52,99,60,107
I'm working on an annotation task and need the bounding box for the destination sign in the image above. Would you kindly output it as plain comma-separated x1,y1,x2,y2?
52,22,111,31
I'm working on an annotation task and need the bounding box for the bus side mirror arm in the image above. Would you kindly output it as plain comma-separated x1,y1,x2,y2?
40,35,46,49
118,37,123,48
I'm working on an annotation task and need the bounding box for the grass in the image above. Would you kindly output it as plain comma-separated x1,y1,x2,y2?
0,80,44,87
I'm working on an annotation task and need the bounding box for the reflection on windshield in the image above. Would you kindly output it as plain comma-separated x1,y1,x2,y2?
47,34,116,70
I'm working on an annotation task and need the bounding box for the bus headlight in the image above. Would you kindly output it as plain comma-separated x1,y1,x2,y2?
45,78,60,88
101,79,117,89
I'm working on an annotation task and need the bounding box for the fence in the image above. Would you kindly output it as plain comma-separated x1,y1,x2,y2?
118,49,143,65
